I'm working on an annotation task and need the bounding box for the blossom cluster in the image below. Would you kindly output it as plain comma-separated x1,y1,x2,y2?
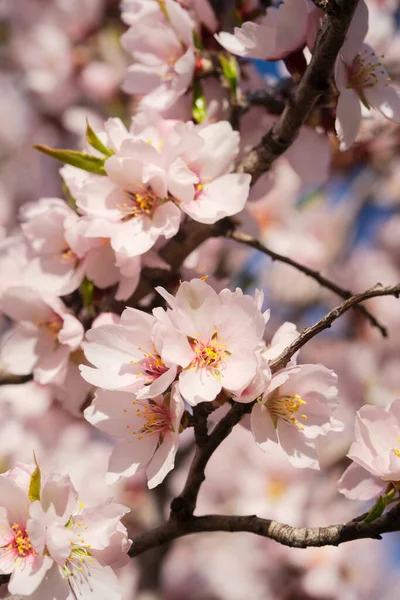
0,463,130,600
1,0,400,597
82,278,342,484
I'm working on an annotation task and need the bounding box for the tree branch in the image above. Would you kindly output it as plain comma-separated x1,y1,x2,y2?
129,500,400,557
229,230,388,337
237,0,359,183
128,282,400,557
269,283,400,372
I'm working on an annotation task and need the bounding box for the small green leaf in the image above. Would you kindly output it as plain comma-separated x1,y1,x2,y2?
363,495,387,523
80,278,95,308
33,145,106,175
86,120,113,157
28,459,41,502
219,54,239,97
192,79,207,124
192,29,203,50
62,181,78,212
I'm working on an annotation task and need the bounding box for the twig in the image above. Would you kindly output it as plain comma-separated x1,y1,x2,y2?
269,283,400,372
0,373,32,386
229,230,388,337
128,282,400,557
237,0,359,183
129,502,400,557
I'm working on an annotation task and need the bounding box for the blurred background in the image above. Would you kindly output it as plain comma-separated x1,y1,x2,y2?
1,0,400,598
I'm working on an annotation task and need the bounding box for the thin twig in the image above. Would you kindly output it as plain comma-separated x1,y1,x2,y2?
229,230,387,337
237,0,359,183
269,283,400,372
128,282,400,557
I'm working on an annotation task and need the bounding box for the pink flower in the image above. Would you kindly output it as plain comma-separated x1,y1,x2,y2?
251,364,342,469
335,44,400,149
0,287,84,386
338,400,400,501
84,382,184,487
215,0,309,60
0,464,131,600
334,0,400,148
80,307,177,398
166,121,251,224
74,139,181,257
154,279,267,405
20,198,141,301
121,0,196,111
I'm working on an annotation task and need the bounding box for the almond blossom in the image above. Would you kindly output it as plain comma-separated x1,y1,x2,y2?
335,43,400,149
80,307,177,398
215,0,309,60
0,287,84,386
338,400,400,501
154,279,267,405
84,382,184,488
251,364,342,469
0,464,131,600
121,0,196,111
20,198,141,300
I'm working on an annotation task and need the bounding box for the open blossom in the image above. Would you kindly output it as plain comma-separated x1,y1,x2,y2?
80,307,177,398
154,279,267,405
121,0,196,111
335,43,400,149
20,198,141,300
334,1,400,149
166,120,251,224
251,364,342,469
0,287,84,386
338,400,400,501
215,0,309,60
85,383,184,488
0,464,130,600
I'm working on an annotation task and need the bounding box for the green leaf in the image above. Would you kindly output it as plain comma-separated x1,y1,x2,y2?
28,458,41,502
85,120,113,157
192,79,207,124
363,495,387,523
62,181,78,212
80,278,95,308
33,145,106,175
192,29,203,50
219,54,239,97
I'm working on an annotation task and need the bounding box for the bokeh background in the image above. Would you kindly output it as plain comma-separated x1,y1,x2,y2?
1,0,400,598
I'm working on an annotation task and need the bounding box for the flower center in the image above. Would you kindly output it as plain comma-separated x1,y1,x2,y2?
9,524,34,557
132,347,169,383
57,245,79,265
189,331,230,370
36,315,63,339
130,399,172,439
346,47,390,105
266,393,307,430
119,189,158,221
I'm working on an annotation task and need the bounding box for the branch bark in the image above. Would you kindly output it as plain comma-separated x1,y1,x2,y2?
128,282,400,557
237,0,359,184
130,501,400,557
229,230,388,337
269,283,400,372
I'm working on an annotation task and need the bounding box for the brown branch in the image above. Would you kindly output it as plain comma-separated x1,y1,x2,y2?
269,283,400,372
128,282,400,557
129,501,400,557
229,230,388,337
0,373,32,386
171,283,400,519
170,401,253,519
237,0,359,184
